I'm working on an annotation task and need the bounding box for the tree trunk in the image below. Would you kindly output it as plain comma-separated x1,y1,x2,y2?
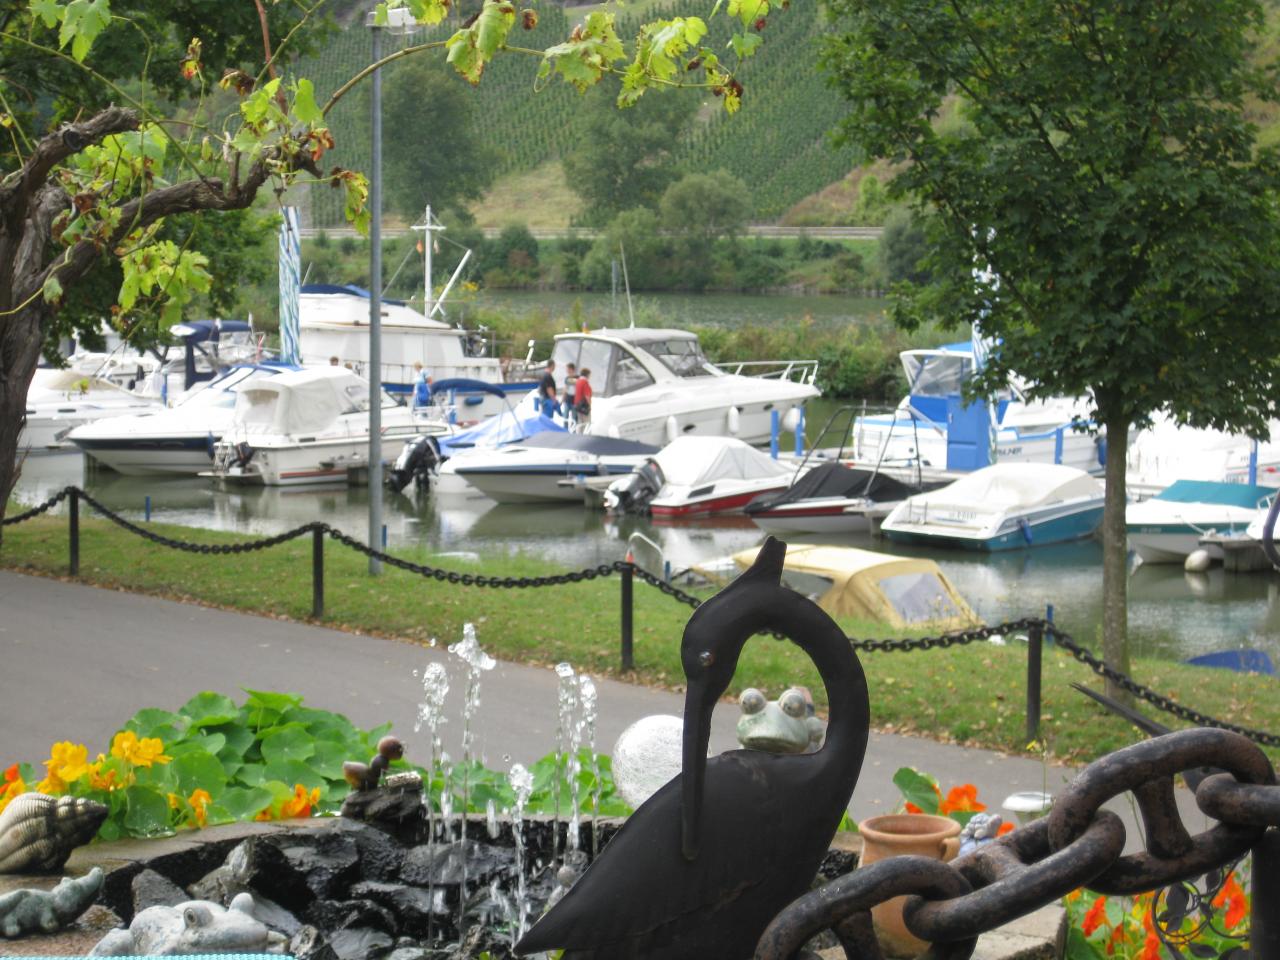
1101,413,1131,704
0,302,48,547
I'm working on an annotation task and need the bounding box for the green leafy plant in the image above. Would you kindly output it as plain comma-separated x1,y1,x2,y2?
891,767,1003,831
2,690,629,842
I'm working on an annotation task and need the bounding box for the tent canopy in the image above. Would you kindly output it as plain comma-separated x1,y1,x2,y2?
438,410,564,456
727,543,980,632
233,367,370,436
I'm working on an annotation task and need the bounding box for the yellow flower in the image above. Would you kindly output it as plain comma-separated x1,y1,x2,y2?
188,789,212,828
46,742,90,785
36,772,66,794
167,792,182,810
110,731,171,768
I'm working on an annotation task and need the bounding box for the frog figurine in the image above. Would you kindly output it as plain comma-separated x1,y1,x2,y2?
736,686,826,754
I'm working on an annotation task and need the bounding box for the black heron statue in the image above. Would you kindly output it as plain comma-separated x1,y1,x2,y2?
514,537,870,959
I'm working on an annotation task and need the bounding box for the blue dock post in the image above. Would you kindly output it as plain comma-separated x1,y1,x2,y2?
770,410,780,459
794,407,805,457
145,495,151,522
1054,428,1063,465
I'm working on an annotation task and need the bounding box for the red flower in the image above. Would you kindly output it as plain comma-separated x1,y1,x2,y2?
1212,872,1248,929
3,764,17,783
1139,931,1161,960
939,784,986,816
997,821,1015,836
1082,896,1108,936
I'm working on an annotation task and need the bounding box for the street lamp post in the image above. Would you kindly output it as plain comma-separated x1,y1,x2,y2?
365,6,418,575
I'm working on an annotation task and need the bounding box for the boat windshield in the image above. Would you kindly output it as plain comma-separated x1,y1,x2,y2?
637,338,715,378
877,571,967,625
903,353,971,397
177,367,268,408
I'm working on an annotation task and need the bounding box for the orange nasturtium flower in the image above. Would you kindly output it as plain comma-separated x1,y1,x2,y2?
1082,895,1109,937
939,784,986,816
280,784,321,819
86,759,120,792
1212,872,1249,929
0,765,27,814
110,731,171,768
187,789,212,828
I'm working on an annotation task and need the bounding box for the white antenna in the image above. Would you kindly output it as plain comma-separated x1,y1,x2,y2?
409,204,445,316
619,240,635,329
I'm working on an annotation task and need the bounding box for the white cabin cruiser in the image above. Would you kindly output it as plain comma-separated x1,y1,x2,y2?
851,342,1100,473
550,328,818,447
1127,413,1280,495
881,463,1106,551
66,364,296,475
298,284,533,422
211,367,444,486
606,436,798,518
1126,480,1274,564
22,369,163,452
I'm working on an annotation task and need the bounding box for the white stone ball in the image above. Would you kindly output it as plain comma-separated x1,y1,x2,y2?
611,714,688,810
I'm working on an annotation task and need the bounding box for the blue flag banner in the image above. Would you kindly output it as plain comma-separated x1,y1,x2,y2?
278,206,301,366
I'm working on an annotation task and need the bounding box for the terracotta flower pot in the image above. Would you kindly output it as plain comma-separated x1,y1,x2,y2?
857,813,962,958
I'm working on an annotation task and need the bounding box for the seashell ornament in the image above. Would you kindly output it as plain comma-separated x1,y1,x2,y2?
0,794,108,874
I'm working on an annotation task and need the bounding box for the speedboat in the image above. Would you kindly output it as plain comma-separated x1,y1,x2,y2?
700,543,981,633
850,340,1100,473
22,369,163,451
1126,480,1273,564
605,436,798,518
549,328,819,447
451,433,659,503
210,367,444,486
745,462,945,535
881,463,1106,551
1127,413,1280,494
66,364,295,475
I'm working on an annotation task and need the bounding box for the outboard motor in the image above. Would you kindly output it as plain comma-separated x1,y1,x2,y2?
387,435,441,493
604,458,665,514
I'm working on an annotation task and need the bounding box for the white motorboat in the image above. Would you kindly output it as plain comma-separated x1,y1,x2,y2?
1126,480,1274,564
22,369,164,452
850,341,1100,473
66,364,295,476
298,284,533,422
1127,413,1280,494
451,433,660,503
606,436,798,518
881,462,1106,551
744,462,945,535
211,367,445,486
549,328,819,447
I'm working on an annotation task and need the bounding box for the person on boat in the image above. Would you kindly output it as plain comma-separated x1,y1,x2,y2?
412,361,432,409
539,359,560,418
563,362,578,421
575,367,593,425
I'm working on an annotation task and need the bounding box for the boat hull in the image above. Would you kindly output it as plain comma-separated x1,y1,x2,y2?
883,503,1104,551
1127,527,1226,564
70,435,216,476
650,481,791,518
457,464,635,503
217,429,421,487
749,498,887,535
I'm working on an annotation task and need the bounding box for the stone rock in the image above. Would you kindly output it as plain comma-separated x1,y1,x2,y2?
327,925,395,960
0,866,103,938
270,832,361,901
343,821,406,881
349,881,437,937
304,898,397,935
130,869,187,915
401,840,515,888
341,774,427,837
224,839,311,911
88,892,288,956
386,946,431,960
290,924,339,960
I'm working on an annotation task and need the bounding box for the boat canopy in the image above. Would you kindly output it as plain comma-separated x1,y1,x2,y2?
437,410,564,456
231,367,373,436
654,436,793,487
1153,480,1273,509
923,463,1102,511
727,543,980,632
746,463,929,514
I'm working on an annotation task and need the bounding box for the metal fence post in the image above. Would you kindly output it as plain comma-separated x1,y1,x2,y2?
620,560,635,672
68,487,80,577
1026,619,1043,743
1255,827,1280,960
312,525,325,619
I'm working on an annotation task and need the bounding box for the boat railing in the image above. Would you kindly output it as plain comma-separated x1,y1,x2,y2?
718,359,820,385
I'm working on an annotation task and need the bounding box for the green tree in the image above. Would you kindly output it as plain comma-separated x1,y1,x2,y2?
561,78,700,225
357,55,497,221
878,207,930,286
0,0,769,528
658,170,749,289
581,208,671,290
824,0,1280,697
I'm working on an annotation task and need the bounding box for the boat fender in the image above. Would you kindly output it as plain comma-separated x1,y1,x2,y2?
1184,549,1213,573
665,415,679,444
1018,517,1033,544
727,406,741,437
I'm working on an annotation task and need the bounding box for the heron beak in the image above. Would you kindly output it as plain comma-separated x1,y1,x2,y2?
681,678,712,861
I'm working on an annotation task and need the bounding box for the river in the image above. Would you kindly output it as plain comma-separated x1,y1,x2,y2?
13,451,1280,667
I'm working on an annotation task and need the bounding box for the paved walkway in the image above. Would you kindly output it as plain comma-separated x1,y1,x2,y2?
0,570,1200,837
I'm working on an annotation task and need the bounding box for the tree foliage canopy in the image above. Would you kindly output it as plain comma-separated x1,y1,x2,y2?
823,0,1280,436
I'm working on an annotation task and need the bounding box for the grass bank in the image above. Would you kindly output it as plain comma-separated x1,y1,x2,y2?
3,512,1277,767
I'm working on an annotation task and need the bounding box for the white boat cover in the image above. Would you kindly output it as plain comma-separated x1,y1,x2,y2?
653,436,793,487
232,367,369,436
919,463,1101,510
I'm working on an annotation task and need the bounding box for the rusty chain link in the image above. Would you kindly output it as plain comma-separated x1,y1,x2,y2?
757,728,1280,960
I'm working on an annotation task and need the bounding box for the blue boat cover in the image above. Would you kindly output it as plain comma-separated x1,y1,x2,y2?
436,412,564,456
1183,649,1275,675
1154,480,1273,509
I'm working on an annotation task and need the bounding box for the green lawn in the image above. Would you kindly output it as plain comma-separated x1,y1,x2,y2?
3,511,1277,766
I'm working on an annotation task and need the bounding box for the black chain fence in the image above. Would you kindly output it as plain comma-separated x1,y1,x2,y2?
4,486,1277,748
